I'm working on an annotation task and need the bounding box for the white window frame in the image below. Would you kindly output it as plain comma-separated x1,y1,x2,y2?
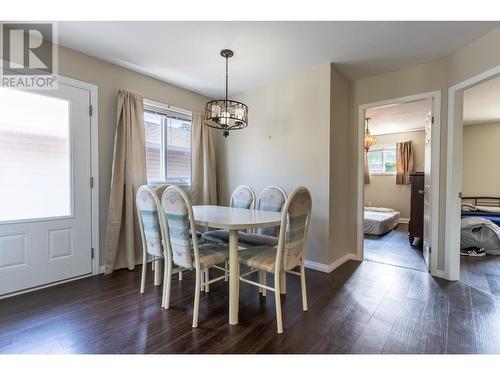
144,98,192,187
367,143,397,176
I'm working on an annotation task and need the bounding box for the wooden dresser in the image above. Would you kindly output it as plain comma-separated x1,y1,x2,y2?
408,172,424,247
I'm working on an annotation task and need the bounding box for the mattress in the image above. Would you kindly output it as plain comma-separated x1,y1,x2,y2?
364,207,400,235
461,211,500,227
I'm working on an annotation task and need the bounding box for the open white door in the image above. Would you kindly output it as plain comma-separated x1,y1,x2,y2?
423,106,433,271
0,83,93,296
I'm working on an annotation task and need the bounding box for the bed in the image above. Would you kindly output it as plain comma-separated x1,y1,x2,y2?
461,197,500,255
461,197,500,226
364,207,400,235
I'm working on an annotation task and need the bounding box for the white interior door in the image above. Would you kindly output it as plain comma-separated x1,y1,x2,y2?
0,83,93,296
423,105,433,270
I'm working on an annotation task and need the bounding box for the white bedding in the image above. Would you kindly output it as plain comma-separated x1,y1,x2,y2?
364,207,400,235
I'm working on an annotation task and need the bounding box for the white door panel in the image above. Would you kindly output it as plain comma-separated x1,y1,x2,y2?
423,108,432,270
0,83,92,295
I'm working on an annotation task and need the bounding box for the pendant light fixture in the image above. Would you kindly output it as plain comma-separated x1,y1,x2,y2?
364,117,377,151
204,49,248,137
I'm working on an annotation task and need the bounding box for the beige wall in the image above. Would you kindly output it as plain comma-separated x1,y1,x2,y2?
352,26,500,272
216,64,333,265
364,131,425,219
462,122,500,197
57,46,210,265
329,65,355,264
216,63,355,267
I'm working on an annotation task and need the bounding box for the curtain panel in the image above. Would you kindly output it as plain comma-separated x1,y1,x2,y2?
396,140,414,185
190,112,218,205
104,90,147,273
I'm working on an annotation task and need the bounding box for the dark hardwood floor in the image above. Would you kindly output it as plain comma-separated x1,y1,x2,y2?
461,254,500,299
364,224,427,271
1,258,500,354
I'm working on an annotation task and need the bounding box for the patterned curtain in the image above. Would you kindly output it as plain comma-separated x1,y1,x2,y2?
396,141,414,185
104,90,147,273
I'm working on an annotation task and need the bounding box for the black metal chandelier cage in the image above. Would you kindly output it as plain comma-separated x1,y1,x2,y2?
204,49,248,137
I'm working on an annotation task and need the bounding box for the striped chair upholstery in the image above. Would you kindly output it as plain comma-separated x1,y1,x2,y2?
282,188,312,270
162,186,228,270
238,187,312,272
201,185,256,244
137,186,163,257
162,188,195,269
239,186,287,247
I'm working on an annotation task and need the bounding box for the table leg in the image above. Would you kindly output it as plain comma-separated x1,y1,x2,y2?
229,229,239,325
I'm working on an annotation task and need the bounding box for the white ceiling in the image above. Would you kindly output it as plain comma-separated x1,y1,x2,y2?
57,21,499,98
365,99,431,135
464,75,500,125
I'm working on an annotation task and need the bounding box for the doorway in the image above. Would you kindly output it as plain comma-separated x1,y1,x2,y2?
357,91,441,275
447,71,500,295
0,77,99,296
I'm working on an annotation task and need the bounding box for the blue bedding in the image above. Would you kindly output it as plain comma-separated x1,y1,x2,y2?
461,211,500,226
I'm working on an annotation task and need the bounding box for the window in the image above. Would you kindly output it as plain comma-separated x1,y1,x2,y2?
0,88,71,221
144,101,192,185
367,146,396,175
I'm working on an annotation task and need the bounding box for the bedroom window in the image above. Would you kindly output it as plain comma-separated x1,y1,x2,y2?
367,145,397,175
144,100,192,185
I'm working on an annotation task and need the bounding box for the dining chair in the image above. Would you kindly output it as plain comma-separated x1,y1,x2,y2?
136,185,183,300
238,185,287,296
237,186,312,333
239,185,287,247
201,184,256,244
161,185,229,327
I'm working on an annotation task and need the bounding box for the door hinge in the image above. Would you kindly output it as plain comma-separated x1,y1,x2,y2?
90,177,94,188
91,248,95,259
89,105,93,117
429,246,432,254
431,116,435,124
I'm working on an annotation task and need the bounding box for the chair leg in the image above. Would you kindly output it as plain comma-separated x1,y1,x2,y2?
140,252,147,294
163,260,172,309
300,262,308,311
204,268,210,293
259,271,267,296
280,271,287,294
224,261,228,282
193,267,201,328
154,258,162,286
200,269,205,291
274,272,283,334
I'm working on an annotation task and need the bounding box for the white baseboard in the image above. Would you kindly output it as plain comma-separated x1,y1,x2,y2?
304,253,358,273
398,218,410,224
98,265,105,274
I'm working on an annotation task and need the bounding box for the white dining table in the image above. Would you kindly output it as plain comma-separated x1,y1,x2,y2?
192,205,282,325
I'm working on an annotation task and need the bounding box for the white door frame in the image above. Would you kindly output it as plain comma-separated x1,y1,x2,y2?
445,64,500,281
356,90,441,276
58,75,100,276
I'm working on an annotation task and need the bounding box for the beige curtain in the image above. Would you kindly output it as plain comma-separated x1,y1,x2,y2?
104,90,147,273
364,150,370,184
190,111,217,205
396,140,414,185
